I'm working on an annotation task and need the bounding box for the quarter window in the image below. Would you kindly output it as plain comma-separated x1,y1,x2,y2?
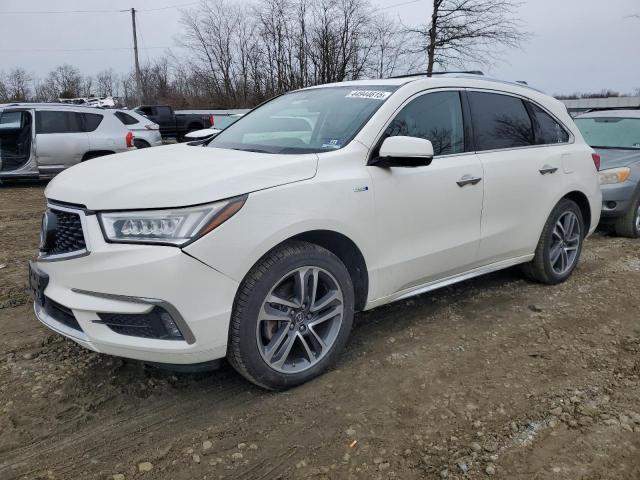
383,91,465,156
114,111,139,125
529,103,569,144
82,113,104,132
36,111,84,134
468,92,535,151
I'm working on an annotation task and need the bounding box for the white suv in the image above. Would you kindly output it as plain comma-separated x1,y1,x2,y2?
30,75,601,389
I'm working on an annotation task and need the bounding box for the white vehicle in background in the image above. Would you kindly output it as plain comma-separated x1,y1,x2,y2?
182,113,244,142
31,74,601,390
0,104,134,179
113,110,163,148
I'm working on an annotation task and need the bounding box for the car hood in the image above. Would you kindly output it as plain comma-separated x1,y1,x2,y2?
46,144,318,210
595,148,640,170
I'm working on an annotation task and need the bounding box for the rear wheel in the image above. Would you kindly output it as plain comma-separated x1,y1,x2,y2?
522,198,584,284
227,241,354,390
613,191,640,238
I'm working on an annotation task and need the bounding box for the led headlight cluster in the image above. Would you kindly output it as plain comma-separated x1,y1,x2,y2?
599,167,630,185
99,195,246,246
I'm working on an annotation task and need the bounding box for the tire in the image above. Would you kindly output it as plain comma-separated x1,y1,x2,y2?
522,198,585,285
134,139,150,149
227,240,354,390
613,190,640,238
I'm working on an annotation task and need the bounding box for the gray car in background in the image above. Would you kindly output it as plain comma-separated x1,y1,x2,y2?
113,109,163,148
575,110,640,237
0,104,134,180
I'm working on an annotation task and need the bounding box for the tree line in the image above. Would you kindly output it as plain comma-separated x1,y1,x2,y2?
0,0,534,109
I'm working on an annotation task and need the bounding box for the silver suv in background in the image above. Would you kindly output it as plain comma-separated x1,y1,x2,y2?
113,110,162,149
0,104,134,180
575,110,640,237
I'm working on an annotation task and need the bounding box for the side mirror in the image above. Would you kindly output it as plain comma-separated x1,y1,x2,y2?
371,136,434,168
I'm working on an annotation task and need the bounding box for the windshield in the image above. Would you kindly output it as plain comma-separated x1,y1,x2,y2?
575,117,640,149
209,86,398,154
213,115,242,130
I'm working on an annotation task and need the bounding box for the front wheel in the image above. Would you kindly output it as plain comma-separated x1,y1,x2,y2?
522,198,585,284
613,191,640,238
227,241,354,390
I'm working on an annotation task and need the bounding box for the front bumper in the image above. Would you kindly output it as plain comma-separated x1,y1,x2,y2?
34,212,239,364
600,181,638,218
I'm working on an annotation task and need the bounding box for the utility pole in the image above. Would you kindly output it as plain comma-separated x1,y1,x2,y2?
131,8,143,102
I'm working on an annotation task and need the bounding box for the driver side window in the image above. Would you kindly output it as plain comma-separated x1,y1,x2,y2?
384,91,465,156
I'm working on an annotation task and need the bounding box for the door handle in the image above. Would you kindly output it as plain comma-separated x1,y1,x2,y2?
456,174,482,187
539,165,558,175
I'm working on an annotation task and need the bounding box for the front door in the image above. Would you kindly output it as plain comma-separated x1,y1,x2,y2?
369,90,484,299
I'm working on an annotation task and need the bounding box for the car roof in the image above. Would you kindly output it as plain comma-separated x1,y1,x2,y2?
576,109,640,119
0,103,110,114
303,73,544,95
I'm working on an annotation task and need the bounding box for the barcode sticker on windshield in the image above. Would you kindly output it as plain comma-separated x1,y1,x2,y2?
346,90,392,100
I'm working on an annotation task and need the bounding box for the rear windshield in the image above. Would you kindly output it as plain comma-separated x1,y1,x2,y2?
575,117,640,149
209,86,398,154
115,111,139,125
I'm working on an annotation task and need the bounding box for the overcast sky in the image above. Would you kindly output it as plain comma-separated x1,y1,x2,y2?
1,0,638,96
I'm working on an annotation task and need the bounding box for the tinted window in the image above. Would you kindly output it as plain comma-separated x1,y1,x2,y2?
36,111,84,134
530,103,569,144
156,106,172,116
468,92,535,150
136,107,152,116
83,113,103,132
114,111,139,125
0,111,24,129
383,91,464,156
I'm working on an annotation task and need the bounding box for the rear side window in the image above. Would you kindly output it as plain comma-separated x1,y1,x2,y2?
156,106,172,116
383,91,465,156
114,111,139,125
36,111,84,134
529,103,570,144
468,92,535,150
82,113,103,132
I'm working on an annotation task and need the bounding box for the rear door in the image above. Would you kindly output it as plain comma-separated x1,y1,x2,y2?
369,90,485,297
468,90,570,264
35,110,89,170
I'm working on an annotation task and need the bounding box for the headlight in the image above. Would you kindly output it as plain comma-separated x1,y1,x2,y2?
98,195,246,246
599,167,631,185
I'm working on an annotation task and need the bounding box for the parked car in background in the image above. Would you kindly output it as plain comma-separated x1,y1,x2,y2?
182,113,244,142
113,109,162,148
134,105,212,140
31,74,600,389
575,110,640,237
0,104,134,179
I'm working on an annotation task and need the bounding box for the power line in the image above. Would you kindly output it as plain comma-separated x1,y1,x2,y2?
379,0,422,10
1,2,199,15
0,46,174,53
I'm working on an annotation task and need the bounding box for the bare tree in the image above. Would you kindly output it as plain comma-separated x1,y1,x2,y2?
407,0,529,75
96,69,119,97
5,68,32,101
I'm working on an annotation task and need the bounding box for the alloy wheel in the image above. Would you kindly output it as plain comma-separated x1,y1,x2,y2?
549,211,581,275
256,266,344,374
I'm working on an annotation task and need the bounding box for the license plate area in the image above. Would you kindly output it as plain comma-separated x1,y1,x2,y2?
28,261,49,307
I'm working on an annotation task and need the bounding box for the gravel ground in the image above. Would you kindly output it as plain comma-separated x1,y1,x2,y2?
0,183,639,480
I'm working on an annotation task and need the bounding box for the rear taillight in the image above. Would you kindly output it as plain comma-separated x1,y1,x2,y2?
591,153,601,171
209,115,214,126
126,131,134,148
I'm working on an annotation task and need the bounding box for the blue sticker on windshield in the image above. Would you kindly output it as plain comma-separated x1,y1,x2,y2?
321,138,342,149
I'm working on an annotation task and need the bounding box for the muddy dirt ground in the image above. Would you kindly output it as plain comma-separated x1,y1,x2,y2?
1,183,639,480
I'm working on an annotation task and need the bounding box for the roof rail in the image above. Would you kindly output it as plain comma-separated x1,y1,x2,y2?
389,70,484,79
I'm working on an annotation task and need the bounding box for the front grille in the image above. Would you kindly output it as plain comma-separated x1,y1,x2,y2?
43,298,83,332
45,208,86,256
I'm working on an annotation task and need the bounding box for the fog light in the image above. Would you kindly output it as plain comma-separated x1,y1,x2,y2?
96,307,185,341
606,201,617,209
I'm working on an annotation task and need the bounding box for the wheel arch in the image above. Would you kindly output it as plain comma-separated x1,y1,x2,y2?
562,190,591,236
81,150,115,161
